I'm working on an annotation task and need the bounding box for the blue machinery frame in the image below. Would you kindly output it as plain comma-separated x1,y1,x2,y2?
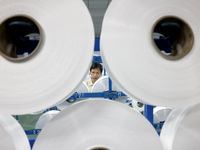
25,76,157,148
66,75,154,126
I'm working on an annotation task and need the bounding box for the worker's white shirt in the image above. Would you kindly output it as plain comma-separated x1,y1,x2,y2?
84,79,93,92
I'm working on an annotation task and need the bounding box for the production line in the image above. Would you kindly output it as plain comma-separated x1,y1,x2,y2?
0,0,200,150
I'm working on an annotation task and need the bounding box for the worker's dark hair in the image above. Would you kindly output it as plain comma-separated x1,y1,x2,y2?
90,62,103,73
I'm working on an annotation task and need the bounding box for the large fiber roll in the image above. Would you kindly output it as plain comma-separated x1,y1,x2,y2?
160,103,200,150
0,114,30,150
91,76,118,92
0,0,94,114
33,99,163,150
76,82,89,93
35,110,60,129
101,0,200,107
153,106,173,124
56,82,89,111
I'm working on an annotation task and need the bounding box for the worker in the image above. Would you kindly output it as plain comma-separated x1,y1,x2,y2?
84,62,103,92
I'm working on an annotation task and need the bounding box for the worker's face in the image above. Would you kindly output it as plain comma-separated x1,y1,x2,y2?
90,68,102,83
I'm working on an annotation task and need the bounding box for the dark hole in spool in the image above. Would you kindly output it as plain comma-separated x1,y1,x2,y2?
0,15,42,61
152,16,194,60
90,147,110,150
137,102,144,108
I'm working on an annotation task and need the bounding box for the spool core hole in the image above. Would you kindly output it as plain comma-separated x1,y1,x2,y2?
90,147,110,150
137,102,144,108
152,16,194,60
0,15,42,61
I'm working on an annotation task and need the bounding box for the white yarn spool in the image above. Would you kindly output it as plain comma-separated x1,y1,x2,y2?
35,110,60,129
160,103,200,150
153,106,173,124
0,0,94,114
0,114,30,150
101,0,200,108
33,99,163,150
56,82,89,111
